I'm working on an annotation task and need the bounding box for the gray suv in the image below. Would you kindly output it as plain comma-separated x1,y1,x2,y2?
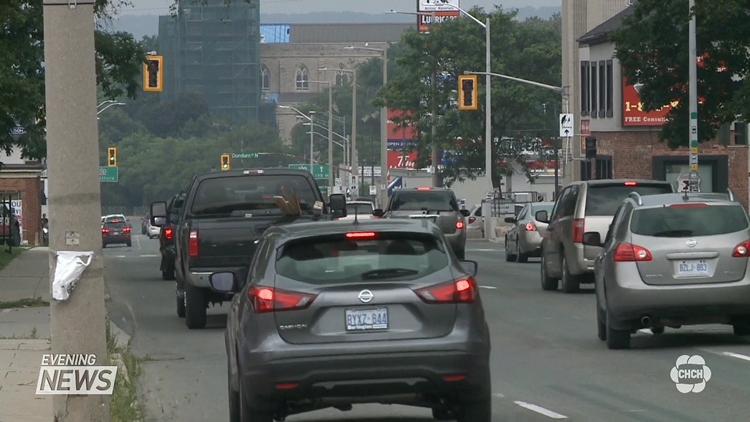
536,179,674,293
374,187,469,259
587,190,750,349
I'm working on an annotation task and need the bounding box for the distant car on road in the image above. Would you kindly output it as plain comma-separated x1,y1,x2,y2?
504,201,555,262
212,219,491,422
466,204,484,237
102,219,131,248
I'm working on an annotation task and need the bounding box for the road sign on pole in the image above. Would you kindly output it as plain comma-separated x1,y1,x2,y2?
676,173,700,192
100,166,118,183
559,113,574,137
289,163,330,180
232,152,264,159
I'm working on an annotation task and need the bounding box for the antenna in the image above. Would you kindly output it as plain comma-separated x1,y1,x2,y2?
353,204,359,225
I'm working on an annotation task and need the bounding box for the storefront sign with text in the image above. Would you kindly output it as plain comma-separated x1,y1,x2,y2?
622,77,677,126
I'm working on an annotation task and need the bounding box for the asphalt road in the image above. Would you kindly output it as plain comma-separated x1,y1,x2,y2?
105,235,750,422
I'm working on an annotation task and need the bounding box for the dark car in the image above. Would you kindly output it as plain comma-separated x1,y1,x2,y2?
102,219,131,248
159,192,186,281
211,219,491,422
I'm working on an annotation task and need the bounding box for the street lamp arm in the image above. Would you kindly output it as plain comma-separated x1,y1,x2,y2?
464,71,563,93
307,130,346,149
278,105,313,122
303,122,348,143
97,102,126,115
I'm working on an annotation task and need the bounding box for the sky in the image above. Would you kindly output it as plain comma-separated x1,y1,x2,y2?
119,0,561,16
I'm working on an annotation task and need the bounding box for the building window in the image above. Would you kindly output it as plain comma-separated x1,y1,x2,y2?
295,65,309,91
606,60,614,117
590,62,598,118
260,64,270,91
580,61,590,116
335,63,349,86
598,61,606,117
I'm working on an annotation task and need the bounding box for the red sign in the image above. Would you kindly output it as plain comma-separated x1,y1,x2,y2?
387,151,418,169
387,109,418,143
581,119,590,135
621,77,676,126
418,11,460,32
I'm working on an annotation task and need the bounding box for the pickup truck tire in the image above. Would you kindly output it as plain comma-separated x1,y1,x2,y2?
176,291,185,318
184,283,207,329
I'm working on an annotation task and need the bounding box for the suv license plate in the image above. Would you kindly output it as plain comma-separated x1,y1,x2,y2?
345,308,388,331
675,260,710,277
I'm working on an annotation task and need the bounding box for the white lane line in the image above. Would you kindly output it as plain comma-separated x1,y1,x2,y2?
722,351,750,362
140,254,159,258
467,248,498,252
492,392,505,399
514,401,568,419
479,285,497,290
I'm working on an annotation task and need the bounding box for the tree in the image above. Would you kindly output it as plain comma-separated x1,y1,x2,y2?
611,0,750,148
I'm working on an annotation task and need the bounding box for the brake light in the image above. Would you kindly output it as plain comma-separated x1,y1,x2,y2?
248,286,316,313
456,220,465,229
102,228,109,234
123,227,131,233
669,203,708,208
346,232,376,239
188,230,199,257
624,181,637,186
613,242,652,262
732,240,750,257
164,227,173,240
573,218,585,243
468,216,476,224
414,277,477,304
525,221,536,231
417,187,432,190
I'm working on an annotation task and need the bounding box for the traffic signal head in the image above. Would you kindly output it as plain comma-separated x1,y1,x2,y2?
221,154,230,171
457,75,479,111
107,147,117,167
143,55,164,92
585,136,597,159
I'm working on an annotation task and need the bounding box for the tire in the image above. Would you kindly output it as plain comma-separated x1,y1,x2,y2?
239,381,273,422
228,356,240,422
651,327,665,335
516,242,529,263
432,407,453,420
184,283,207,329
162,264,175,281
733,323,750,336
127,241,132,247
505,238,516,262
596,306,606,341
176,290,185,318
540,254,558,291
606,309,630,350
560,256,580,293
457,396,491,422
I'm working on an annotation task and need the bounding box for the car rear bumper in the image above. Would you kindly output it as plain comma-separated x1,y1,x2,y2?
519,231,543,256
188,266,247,289
103,235,130,244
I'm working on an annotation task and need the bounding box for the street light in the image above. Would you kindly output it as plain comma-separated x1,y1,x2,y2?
97,102,126,117
308,80,334,188
320,66,358,191
278,105,315,169
345,44,388,207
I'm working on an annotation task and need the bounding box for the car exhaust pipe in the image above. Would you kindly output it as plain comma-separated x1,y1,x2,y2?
641,316,652,327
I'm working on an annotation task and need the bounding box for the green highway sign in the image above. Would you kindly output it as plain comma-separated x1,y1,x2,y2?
289,163,330,180
100,166,118,183
232,152,264,159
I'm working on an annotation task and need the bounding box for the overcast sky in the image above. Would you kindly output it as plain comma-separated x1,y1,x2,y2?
119,0,560,16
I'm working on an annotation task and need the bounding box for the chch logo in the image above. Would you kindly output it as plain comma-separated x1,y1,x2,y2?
670,355,711,393
358,290,373,303
686,239,697,248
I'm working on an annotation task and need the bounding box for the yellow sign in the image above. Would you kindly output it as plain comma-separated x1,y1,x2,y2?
690,164,698,171
691,147,698,154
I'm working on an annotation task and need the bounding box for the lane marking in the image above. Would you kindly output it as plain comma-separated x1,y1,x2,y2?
479,285,497,290
492,393,505,399
140,254,159,258
722,351,750,362
468,248,499,252
514,401,568,419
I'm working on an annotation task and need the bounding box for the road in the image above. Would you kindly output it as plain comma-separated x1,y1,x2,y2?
105,235,750,422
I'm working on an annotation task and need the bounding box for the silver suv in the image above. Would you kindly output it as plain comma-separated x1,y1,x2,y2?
536,179,674,293
588,190,750,349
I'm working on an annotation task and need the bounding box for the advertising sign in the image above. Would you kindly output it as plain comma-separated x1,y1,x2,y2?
418,11,460,32
622,77,676,126
387,108,419,169
388,151,419,169
418,0,460,12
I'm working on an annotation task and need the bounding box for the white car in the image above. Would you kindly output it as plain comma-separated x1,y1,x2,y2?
338,201,376,221
147,222,160,239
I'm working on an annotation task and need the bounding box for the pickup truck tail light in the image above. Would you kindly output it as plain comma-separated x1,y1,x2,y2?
188,230,199,257
164,227,173,240
248,286,316,313
414,277,477,304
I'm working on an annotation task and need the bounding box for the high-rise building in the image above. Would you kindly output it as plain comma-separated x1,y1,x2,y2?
158,0,261,123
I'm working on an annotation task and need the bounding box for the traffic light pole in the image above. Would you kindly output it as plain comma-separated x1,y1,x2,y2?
688,0,700,191
43,1,109,420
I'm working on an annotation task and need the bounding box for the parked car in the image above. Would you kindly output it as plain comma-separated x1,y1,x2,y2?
374,187,470,259
212,219,491,422
102,219,131,248
504,201,555,262
589,190,750,349
536,179,674,293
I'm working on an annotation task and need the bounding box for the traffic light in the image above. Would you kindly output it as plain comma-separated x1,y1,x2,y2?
143,55,163,92
107,147,117,167
585,136,597,159
221,154,230,171
457,75,478,111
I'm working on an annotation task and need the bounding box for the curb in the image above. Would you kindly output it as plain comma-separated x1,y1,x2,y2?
109,320,132,348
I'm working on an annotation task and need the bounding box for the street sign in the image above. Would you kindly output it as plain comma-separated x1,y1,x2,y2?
335,178,342,186
559,113,574,137
369,185,377,195
100,166,118,183
288,164,329,180
676,173,700,192
232,152,263,159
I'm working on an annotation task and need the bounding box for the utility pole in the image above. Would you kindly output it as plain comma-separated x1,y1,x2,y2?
43,1,109,420
688,0,700,191
351,70,358,193
379,52,388,208
430,70,440,187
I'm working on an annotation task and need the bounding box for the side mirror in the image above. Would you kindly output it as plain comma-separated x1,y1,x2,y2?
150,201,168,227
209,272,238,293
582,232,603,247
504,217,517,224
460,209,470,217
459,260,478,277
329,193,347,218
372,208,385,218
535,210,549,223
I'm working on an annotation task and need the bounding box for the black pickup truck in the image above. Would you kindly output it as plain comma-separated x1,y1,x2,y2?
150,168,347,329
158,191,186,281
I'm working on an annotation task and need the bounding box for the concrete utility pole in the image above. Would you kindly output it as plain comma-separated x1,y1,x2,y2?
43,0,109,420
688,0,700,190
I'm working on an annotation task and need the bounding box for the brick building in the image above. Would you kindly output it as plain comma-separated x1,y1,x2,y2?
0,158,45,245
572,4,748,205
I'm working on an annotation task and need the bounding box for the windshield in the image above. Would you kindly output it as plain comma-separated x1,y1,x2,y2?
631,204,749,237
276,233,448,285
390,191,458,212
346,203,373,215
585,184,672,216
190,175,318,216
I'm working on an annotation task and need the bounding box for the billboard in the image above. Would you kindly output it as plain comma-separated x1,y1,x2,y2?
418,12,460,32
419,0,460,12
388,151,419,169
621,77,675,127
417,0,460,33
387,108,419,169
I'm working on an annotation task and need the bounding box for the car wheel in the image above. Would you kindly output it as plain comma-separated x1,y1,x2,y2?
560,256,580,293
504,238,516,262
651,327,665,335
228,357,240,422
162,263,175,281
184,283,207,329
239,381,273,422
733,323,750,336
432,407,453,420
126,241,132,247
596,305,606,341
540,254,558,291
457,396,491,422
515,242,529,263
176,290,185,318
605,308,630,350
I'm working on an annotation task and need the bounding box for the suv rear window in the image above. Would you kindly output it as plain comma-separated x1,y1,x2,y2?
585,184,672,216
104,221,128,230
276,233,448,285
631,204,749,237
390,191,458,211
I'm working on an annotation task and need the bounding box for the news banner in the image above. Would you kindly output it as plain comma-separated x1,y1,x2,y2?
35,354,117,395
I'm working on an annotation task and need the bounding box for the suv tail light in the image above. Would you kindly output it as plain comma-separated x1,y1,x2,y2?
456,220,465,229
732,240,750,257
468,216,476,224
188,230,199,257
525,221,536,231
164,227,173,240
102,228,109,234
123,227,131,233
613,242,653,262
573,218,585,243
248,286,317,313
414,277,477,304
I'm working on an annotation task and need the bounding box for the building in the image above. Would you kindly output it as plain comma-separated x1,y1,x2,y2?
0,149,44,245
158,0,262,123
259,23,414,142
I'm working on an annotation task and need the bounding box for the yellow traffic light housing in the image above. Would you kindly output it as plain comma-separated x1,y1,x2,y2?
457,75,479,111
107,147,117,167
143,55,164,92
221,154,230,171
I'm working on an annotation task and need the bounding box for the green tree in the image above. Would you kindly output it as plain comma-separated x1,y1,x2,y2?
611,0,749,148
